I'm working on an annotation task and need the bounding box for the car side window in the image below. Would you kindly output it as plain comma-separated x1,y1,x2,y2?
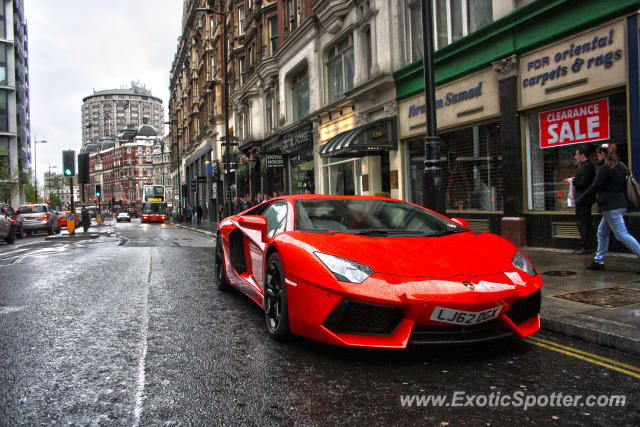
261,201,287,238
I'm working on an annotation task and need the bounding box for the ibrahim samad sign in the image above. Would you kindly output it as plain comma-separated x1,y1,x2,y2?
539,98,609,149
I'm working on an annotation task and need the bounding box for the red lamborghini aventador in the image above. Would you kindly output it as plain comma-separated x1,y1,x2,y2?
214,195,542,349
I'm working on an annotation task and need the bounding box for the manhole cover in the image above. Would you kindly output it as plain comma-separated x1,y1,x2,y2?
542,271,577,276
554,287,640,308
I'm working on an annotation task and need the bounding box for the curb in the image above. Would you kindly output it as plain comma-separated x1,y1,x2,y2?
168,222,216,237
540,315,640,355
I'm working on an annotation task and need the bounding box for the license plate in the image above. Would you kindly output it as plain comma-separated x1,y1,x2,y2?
430,305,503,326
25,217,36,220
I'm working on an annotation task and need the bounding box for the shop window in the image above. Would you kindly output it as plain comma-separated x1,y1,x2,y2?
322,157,362,196
290,67,309,122
405,122,502,211
0,45,6,86
526,92,628,212
290,152,314,194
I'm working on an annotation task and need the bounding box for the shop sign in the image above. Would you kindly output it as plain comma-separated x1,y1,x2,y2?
519,20,625,109
539,99,609,149
320,112,355,143
267,154,284,168
282,125,313,153
197,176,207,183
398,68,499,139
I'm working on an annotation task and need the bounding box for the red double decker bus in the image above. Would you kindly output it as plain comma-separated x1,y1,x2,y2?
141,185,167,223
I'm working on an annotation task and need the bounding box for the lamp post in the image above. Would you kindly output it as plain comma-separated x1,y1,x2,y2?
420,0,447,215
32,138,47,203
196,2,231,218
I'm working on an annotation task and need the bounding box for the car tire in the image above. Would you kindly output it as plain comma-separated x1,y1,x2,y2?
263,252,290,341
16,225,24,239
214,235,230,291
5,227,15,244
56,223,61,234
47,223,54,235
26,231,31,236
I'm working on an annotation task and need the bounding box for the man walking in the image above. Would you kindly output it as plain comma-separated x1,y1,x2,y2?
566,146,596,254
196,204,203,226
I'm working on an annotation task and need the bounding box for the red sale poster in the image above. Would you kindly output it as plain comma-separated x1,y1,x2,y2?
539,99,610,149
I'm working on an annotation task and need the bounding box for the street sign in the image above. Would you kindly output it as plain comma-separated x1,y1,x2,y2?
67,212,75,234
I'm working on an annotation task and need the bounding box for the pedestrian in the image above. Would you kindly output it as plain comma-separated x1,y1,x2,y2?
81,206,90,233
196,204,203,226
565,145,596,254
575,143,640,271
254,192,263,205
188,204,194,225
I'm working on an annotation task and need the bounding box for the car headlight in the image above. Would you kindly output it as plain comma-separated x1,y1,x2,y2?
512,250,537,277
315,252,374,283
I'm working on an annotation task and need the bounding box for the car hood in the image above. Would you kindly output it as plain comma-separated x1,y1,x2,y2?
287,230,517,278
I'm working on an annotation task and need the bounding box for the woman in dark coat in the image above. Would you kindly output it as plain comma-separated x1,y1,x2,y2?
576,143,640,270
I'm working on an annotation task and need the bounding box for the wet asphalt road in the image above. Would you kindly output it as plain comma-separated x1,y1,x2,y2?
0,220,638,425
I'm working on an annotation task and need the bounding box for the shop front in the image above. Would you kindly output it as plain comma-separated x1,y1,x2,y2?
519,18,640,249
318,112,397,196
398,67,502,232
282,122,314,195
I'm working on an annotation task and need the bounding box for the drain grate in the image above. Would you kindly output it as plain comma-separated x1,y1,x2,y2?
554,287,640,308
543,270,577,276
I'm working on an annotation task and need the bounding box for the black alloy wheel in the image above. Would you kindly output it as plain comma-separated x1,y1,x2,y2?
263,253,290,340
214,235,230,291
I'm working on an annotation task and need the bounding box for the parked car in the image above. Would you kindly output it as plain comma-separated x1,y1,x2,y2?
0,208,16,243
215,195,542,349
16,204,61,235
116,212,131,222
0,202,24,239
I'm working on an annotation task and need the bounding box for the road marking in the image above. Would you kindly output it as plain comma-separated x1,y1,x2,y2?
525,336,640,379
133,248,151,426
0,248,29,258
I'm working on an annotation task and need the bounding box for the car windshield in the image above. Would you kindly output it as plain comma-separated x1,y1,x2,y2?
294,198,466,236
17,205,46,214
142,203,166,214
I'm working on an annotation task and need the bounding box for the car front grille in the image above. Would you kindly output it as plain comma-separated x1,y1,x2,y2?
323,299,403,335
505,290,541,325
410,321,513,345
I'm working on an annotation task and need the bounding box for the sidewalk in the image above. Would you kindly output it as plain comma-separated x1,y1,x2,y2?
171,219,640,354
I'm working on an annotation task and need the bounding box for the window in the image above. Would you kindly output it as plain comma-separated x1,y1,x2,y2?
0,45,7,86
0,6,5,39
326,35,354,103
287,0,300,31
322,157,362,195
405,123,503,211
239,57,246,86
408,0,493,55
364,27,372,80
238,6,245,35
266,91,273,134
0,91,8,132
290,68,309,121
269,16,278,55
262,200,288,238
526,93,627,212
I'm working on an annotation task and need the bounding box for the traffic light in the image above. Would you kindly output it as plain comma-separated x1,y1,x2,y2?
78,153,89,183
62,150,76,177
95,184,101,197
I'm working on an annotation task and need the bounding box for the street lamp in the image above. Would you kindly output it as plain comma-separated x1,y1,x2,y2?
32,138,47,203
196,3,231,218
420,0,447,214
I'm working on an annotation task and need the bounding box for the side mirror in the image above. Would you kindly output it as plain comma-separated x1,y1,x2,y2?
238,215,268,241
450,217,469,228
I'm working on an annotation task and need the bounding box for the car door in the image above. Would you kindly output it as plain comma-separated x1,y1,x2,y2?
241,200,288,288
0,207,9,236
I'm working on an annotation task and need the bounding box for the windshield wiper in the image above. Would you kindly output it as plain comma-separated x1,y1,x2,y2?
347,229,430,236
425,228,468,237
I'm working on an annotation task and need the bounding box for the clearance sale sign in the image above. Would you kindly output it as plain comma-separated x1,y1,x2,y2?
539,99,610,149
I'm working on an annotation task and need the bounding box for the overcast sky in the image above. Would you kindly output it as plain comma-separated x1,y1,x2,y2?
26,0,184,185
